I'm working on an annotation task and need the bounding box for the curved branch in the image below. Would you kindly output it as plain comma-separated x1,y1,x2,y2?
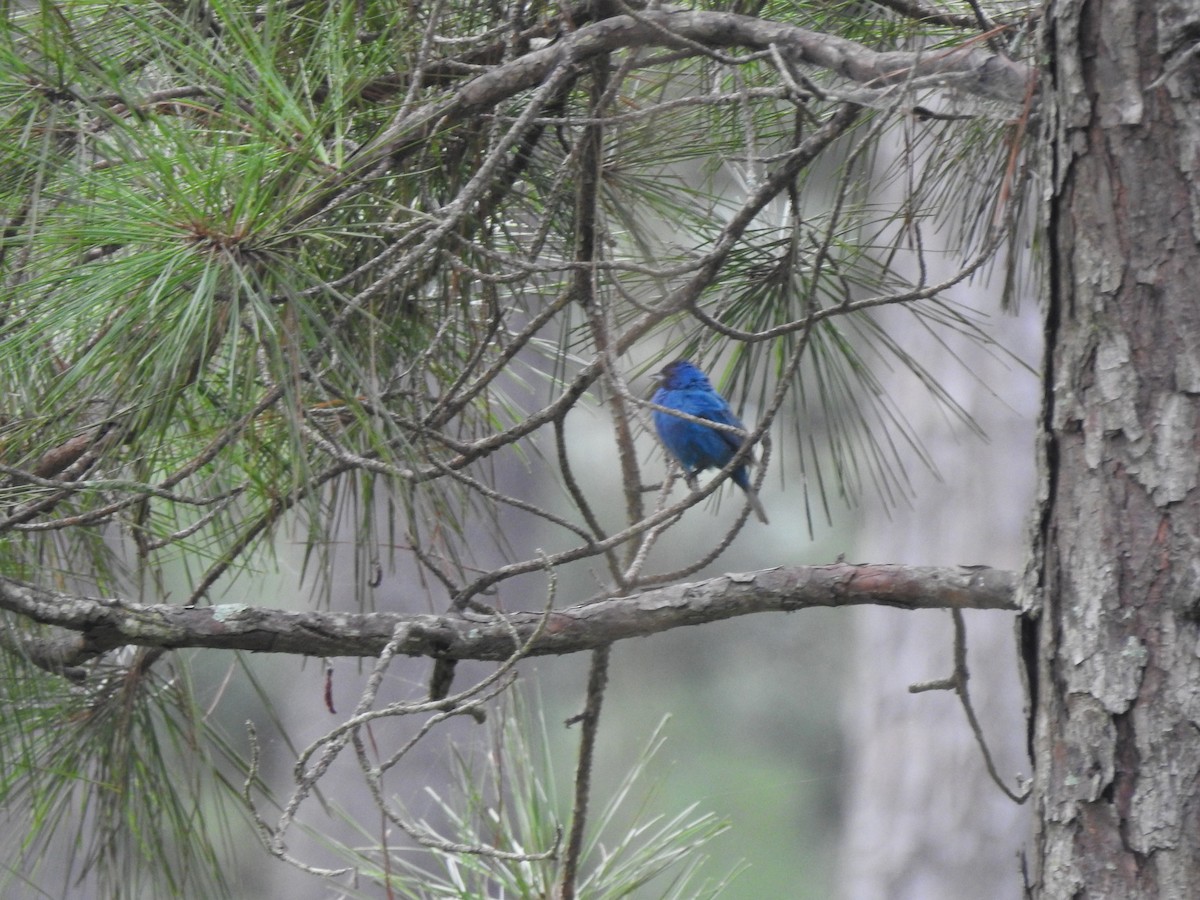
869,0,992,30
0,564,1016,670
297,9,1034,223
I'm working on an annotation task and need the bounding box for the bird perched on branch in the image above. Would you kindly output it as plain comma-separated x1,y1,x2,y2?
651,359,769,524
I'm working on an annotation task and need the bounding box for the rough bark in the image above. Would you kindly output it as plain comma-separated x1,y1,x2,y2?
1029,1,1200,894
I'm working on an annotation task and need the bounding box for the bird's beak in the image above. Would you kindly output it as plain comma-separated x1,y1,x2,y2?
647,369,665,399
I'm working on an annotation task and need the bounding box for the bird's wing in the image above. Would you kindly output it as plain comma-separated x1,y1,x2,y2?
687,393,748,452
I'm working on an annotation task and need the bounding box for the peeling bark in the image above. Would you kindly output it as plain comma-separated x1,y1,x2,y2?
1030,0,1200,893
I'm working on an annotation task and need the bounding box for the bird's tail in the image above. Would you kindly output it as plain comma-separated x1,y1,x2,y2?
743,485,769,525
732,467,769,524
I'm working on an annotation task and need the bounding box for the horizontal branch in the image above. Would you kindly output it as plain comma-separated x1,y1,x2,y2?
0,564,1016,672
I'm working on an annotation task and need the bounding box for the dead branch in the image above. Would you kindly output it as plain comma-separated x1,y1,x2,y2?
0,564,1016,672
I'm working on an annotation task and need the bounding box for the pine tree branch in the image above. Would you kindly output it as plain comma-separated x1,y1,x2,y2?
0,564,1016,672
869,0,990,30
295,8,1034,224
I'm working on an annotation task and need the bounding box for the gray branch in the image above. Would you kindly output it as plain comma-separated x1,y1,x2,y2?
318,9,1033,212
0,565,1016,672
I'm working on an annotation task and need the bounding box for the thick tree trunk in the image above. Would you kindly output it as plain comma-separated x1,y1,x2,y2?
1030,1,1200,894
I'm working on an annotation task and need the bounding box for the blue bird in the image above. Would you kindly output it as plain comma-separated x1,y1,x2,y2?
651,359,769,524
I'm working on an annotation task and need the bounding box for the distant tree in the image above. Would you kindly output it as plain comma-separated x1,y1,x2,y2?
2,1,1190,897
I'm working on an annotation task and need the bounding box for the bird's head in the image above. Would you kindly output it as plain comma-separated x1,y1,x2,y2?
653,359,711,391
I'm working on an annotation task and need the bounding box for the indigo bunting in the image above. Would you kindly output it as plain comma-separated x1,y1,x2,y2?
651,359,769,524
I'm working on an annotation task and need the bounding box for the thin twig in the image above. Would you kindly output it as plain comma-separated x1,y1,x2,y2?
909,608,1030,803
558,645,611,900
